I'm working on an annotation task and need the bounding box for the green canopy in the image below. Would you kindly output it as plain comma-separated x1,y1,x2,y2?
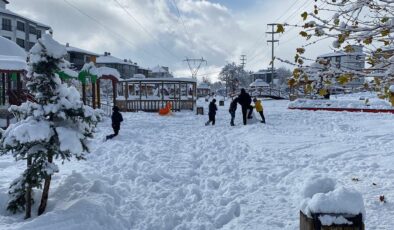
57,71,74,80
11,72,17,81
78,70,98,84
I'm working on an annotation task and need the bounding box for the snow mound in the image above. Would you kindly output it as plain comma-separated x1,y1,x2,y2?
302,176,337,198
302,186,366,221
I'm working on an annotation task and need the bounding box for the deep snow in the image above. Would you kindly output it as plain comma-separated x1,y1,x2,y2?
1,98,394,229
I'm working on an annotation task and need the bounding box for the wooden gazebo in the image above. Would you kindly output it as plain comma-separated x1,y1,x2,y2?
116,77,197,112
0,36,27,106
78,63,120,111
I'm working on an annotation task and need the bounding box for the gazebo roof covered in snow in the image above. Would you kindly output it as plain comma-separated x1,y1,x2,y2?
0,36,27,71
249,79,269,87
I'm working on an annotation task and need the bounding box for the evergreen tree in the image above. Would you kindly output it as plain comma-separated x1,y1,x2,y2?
0,34,100,218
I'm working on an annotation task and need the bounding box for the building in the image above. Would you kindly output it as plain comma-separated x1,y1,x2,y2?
250,69,276,84
65,43,99,70
317,45,365,72
316,45,366,87
96,52,138,79
137,66,150,77
149,65,173,78
0,0,51,51
197,82,211,97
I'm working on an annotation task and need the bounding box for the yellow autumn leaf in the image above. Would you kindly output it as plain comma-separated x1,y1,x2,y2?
276,24,285,33
299,31,308,37
344,45,354,53
374,77,381,86
296,48,305,54
319,89,328,96
301,12,308,21
288,78,296,87
381,29,390,37
337,75,349,85
363,37,372,45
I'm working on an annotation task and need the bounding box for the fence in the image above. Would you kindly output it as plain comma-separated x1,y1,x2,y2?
116,99,195,112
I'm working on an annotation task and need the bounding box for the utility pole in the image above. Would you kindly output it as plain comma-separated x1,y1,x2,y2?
183,57,207,79
266,23,280,87
240,54,246,70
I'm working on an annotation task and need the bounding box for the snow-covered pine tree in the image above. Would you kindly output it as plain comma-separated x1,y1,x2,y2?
0,34,100,218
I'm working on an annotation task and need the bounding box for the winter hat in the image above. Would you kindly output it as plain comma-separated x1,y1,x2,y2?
113,106,119,111
212,99,216,103
241,88,246,94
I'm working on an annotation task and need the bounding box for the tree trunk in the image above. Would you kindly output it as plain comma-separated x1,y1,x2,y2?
25,157,32,219
37,154,52,216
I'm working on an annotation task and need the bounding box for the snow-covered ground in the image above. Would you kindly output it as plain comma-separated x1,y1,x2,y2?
1,98,394,229
289,92,393,110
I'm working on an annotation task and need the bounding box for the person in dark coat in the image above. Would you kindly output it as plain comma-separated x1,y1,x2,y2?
237,88,253,125
106,106,124,140
205,99,217,126
229,98,238,126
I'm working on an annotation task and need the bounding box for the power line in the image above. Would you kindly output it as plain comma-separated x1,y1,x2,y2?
112,0,181,61
171,0,195,49
244,0,301,57
246,0,314,67
62,0,166,64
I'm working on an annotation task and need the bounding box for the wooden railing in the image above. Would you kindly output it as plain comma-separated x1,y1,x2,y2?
116,99,195,112
250,87,289,99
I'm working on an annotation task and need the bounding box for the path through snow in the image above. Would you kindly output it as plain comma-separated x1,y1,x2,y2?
1,100,394,229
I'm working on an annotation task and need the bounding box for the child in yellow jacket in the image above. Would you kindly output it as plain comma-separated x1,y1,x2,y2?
253,98,266,123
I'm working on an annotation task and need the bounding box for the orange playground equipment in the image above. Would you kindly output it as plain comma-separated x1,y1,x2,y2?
159,102,172,115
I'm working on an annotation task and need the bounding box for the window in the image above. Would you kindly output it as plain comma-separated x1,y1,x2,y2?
2,18,11,31
2,36,11,40
29,26,36,35
36,30,41,39
29,42,35,49
16,21,25,32
16,38,25,48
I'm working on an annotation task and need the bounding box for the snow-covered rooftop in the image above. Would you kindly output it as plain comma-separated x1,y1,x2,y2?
318,51,365,58
65,45,99,57
0,36,27,71
81,62,121,80
96,55,136,66
133,73,146,79
249,79,269,87
151,65,169,73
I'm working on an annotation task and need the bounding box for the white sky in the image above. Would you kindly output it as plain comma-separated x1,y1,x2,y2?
8,0,335,81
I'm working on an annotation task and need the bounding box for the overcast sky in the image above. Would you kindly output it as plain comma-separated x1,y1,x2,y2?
8,0,334,81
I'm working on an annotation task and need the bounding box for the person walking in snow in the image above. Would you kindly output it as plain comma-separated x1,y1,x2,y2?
229,97,238,126
237,88,253,125
205,99,217,126
253,98,266,123
106,106,123,140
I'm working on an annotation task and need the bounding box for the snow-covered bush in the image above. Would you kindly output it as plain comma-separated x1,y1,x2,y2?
0,34,100,218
